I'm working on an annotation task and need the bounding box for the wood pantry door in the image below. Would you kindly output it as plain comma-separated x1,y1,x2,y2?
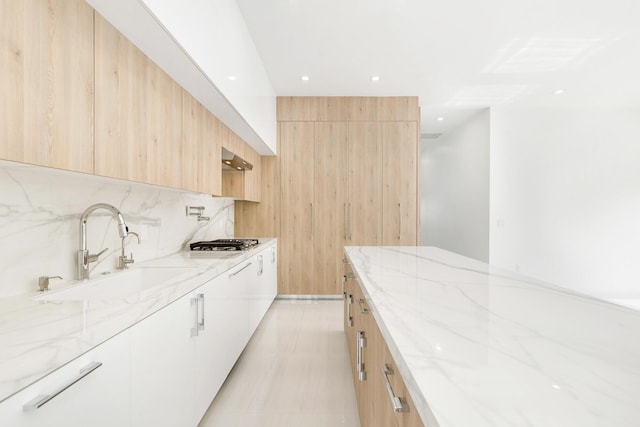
278,122,315,295
382,122,418,245
347,122,383,247
313,122,349,295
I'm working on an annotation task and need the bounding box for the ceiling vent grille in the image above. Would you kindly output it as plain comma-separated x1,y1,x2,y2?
421,133,443,140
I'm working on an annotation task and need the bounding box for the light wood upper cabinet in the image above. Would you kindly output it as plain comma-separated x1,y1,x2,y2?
94,14,182,188
383,122,418,245
234,155,280,238
221,126,262,202
0,0,94,173
278,122,315,295
182,90,222,196
313,122,349,295
243,146,262,202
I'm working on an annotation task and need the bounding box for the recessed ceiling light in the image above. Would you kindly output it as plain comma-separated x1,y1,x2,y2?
236,166,242,170
228,76,237,81
224,161,231,165
371,75,380,82
437,117,444,122
554,89,564,95
301,75,310,81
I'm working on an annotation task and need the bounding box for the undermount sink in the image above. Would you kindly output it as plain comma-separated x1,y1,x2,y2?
36,267,194,301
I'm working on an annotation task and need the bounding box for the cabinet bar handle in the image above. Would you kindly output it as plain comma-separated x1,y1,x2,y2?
348,203,352,241
310,203,313,239
343,203,348,240
191,296,199,337
356,331,367,381
258,255,264,275
271,247,276,263
381,363,409,413
23,362,103,412
229,262,252,277
198,293,205,331
347,294,353,327
398,202,402,240
357,298,369,314
342,274,346,296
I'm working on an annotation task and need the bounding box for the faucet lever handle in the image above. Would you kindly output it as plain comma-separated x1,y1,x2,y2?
96,248,108,256
87,247,109,263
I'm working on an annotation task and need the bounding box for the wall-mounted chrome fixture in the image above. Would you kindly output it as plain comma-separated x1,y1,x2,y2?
38,275,63,292
186,206,210,222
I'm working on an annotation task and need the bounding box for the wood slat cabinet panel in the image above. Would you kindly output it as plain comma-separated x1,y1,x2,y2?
0,0,94,173
243,144,261,202
313,122,349,294
181,90,222,195
348,122,383,246
95,14,182,188
380,335,424,427
278,122,315,295
382,121,419,245
277,97,419,122
203,114,222,196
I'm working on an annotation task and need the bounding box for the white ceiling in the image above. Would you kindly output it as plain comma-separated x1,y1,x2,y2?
236,0,640,136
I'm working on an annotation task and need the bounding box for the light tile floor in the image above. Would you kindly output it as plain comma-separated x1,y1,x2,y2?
198,299,361,427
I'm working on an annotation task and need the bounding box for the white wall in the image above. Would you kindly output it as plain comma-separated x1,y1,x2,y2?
421,109,490,262
0,160,234,297
140,0,277,154
490,107,640,298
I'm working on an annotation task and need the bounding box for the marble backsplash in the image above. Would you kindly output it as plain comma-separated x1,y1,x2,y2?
0,160,234,297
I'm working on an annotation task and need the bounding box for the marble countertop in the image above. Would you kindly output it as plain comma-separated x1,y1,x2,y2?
344,246,640,427
0,239,276,403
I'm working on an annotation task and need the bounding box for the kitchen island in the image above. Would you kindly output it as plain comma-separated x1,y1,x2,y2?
344,246,640,427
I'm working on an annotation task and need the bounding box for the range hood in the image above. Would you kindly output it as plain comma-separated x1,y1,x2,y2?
222,147,253,171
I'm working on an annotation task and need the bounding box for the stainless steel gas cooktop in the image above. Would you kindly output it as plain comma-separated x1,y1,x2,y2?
189,238,259,252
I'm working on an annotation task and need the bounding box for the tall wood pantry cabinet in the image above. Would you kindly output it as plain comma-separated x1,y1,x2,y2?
236,96,420,296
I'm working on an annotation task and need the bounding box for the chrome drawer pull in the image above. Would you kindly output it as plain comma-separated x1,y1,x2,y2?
381,363,409,413
357,331,367,381
197,293,205,331
357,298,369,314
23,362,103,411
229,262,252,277
191,296,199,337
347,294,353,327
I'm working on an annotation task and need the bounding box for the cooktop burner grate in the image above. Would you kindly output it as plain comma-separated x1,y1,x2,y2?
189,239,259,251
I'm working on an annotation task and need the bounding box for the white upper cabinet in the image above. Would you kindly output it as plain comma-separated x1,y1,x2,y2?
86,0,277,155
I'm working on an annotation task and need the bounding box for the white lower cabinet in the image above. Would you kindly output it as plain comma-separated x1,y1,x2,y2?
194,274,244,421
249,246,277,334
1,242,278,427
0,329,130,427
132,242,278,425
130,291,197,427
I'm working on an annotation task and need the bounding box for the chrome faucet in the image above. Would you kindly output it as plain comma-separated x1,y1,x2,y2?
77,203,129,280
117,232,141,269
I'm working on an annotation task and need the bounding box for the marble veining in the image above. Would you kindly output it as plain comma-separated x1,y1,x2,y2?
0,159,234,297
344,246,640,427
0,239,276,403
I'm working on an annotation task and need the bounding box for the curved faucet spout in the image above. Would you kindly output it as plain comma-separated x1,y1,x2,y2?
77,203,129,280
